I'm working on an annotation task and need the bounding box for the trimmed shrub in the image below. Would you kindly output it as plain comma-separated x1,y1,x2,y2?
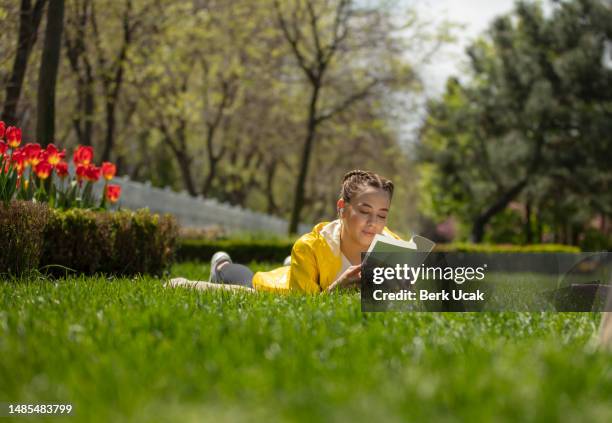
102,209,178,275
0,201,50,276
434,243,580,253
177,239,295,263
177,239,581,262
579,228,612,252
41,209,178,277
41,208,113,275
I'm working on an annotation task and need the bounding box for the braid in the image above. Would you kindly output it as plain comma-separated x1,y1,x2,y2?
339,169,394,203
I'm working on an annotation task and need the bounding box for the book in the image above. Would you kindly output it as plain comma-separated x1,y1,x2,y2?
363,234,436,270
366,234,436,254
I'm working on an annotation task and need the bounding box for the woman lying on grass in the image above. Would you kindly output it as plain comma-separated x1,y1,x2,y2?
170,169,403,293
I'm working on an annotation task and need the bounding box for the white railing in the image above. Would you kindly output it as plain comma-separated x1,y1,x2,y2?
93,175,311,235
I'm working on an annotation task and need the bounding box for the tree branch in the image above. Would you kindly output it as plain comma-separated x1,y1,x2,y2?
315,77,379,124
274,0,317,84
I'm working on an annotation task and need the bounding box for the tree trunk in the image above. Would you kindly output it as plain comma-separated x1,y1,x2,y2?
202,159,218,198
2,0,46,124
174,149,197,196
82,63,95,145
289,83,320,234
471,179,527,243
99,0,132,161
536,207,543,243
102,98,117,161
67,53,95,147
36,0,64,146
65,1,95,147
266,161,279,214
525,199,533,244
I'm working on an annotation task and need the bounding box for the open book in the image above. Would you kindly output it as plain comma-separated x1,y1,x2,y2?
363,234,436,269
366,234,435,254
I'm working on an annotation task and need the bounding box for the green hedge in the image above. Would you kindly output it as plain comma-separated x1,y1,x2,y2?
434,243,581,253
41,208,178,277
177,239,295,263
0,201,50,275
176,239,581,262
0,202,178,277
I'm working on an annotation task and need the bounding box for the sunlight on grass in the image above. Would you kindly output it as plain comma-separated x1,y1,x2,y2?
1,271,611,422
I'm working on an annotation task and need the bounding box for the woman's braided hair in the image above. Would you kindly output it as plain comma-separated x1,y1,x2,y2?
339,169,394,204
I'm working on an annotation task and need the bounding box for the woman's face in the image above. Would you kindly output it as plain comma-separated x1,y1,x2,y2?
339,186,391,249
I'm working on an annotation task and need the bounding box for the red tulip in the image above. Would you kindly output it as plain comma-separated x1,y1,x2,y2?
34,151,48,167
34,161,53,179
6,126,22,148
76,164,88,181
0,121,5,139
0,141,7,156
11,149,26,175
46,144,66,165
106,184,121,203
55,161,69,178
23,143,42,166
85,164,100,182
101,162,116,180
73,145,93,166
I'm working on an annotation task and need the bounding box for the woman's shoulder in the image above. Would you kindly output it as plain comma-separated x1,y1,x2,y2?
292,221,331,252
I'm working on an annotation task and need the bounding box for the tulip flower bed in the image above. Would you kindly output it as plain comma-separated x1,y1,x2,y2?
0,122,178,277
0,121,122,209
0,261,610,422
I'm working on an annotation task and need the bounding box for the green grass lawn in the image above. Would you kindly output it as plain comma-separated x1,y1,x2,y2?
1,262,611,422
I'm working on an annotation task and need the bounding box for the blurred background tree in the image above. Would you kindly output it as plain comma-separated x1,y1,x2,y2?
418,0,612,246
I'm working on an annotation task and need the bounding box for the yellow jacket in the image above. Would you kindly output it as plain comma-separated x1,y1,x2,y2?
252,220,402,294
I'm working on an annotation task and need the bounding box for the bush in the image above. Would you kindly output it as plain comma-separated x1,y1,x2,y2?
103,210,179,275
434,243,580,253
0,201,50,276
482,209,526,244
177,239,295,263
41,208,112,275
176,239,581,263
579,228,612,251
41,208,178,277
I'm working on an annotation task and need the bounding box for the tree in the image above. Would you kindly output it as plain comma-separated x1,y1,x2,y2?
90,0,141,162
64,0,95,146
275,0,389,233
419,0,612,243
1,0,46,125
36,0,64,146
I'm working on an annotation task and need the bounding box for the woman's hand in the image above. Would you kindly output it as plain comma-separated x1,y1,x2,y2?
326,264,361,293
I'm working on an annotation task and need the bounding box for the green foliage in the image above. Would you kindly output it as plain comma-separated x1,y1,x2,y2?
0,201,50,276
103,209,179,276
41,208,178,277
41,208,111,274
435,243,580,254
0,202,179,277
177,237,580,263
0,155,19,207
418,0,612,243
177,239,294,263
482,209,526,244
579,228,612,252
